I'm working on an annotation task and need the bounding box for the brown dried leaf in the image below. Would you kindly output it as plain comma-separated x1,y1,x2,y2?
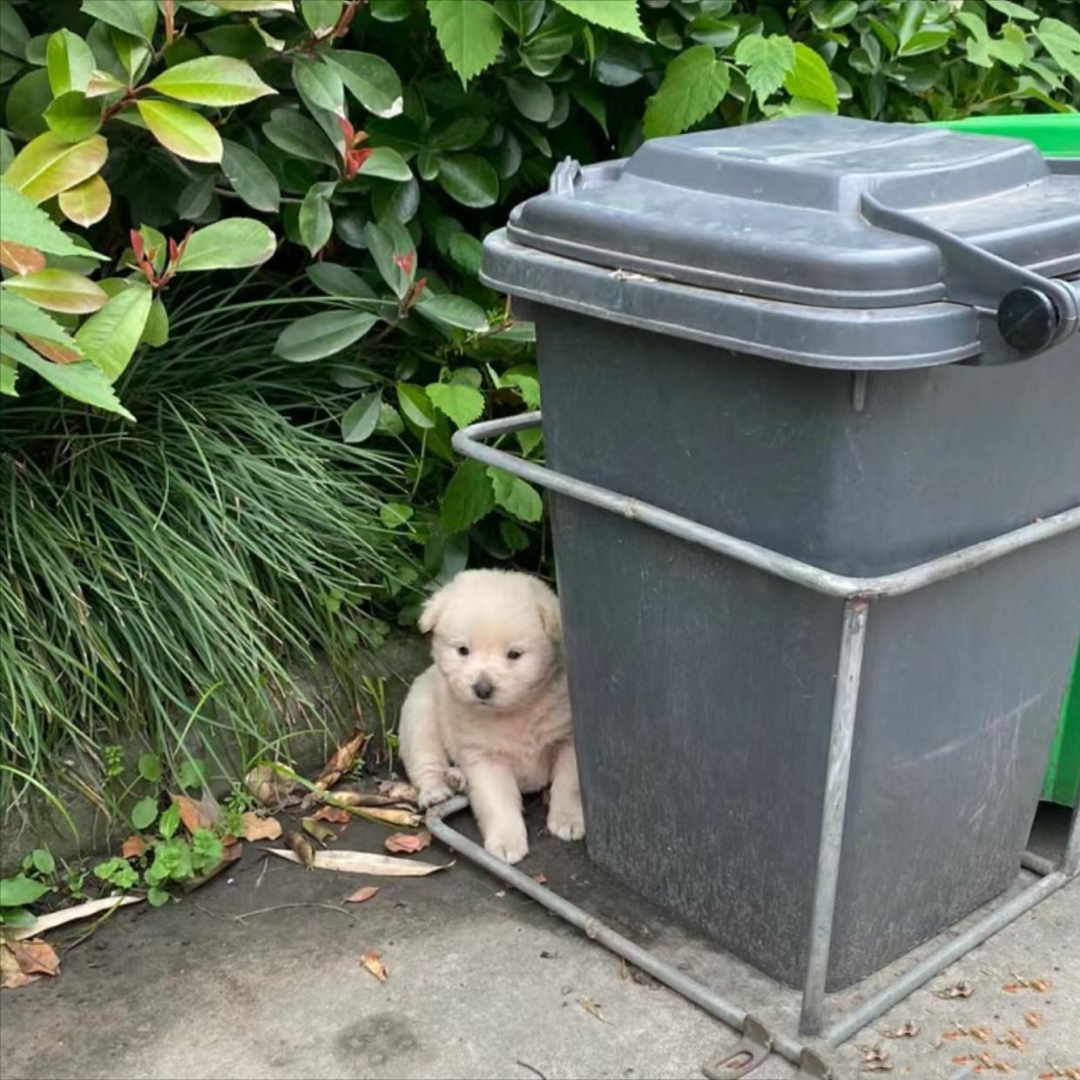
0,943,36,989
266,848,452,877
1029,978,1051,993
171,793,215,834
344,886,380,905
1063,1069,1080,1080
244,764,297,807
5,940,60,982
1040,1072,1059,1079
943,1031,967,1041
860,1046,890,1064
360,950,388,983
302,817,339,844
936,980,975,999
1024,1012,1042,1029
311,805,350,824
313,728,369,792
579,997,608,1023
882,1021,919,1039
995,1065,1014,1075
330,791,404,808
325,802,421,828
241,812,282,842
0,241,47,276
122,834,147,859
998,1031,1027,1050
378,781,419,804
384,830,432,854
971,1027,993,1044
1002,984,1022,994
23,335,83,364
9,895,141,942
284,830,316,870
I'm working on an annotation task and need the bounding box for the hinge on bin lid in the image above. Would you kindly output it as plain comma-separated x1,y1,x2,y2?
550,156,583,196
701,1016,772,1079
860,192,1080,365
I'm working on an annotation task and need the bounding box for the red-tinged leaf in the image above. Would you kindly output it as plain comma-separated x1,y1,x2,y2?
22,335,83,365
130,229,145,260
337,115,354,144
121,834,147,859
344,886,379,904
311,805,350,825
384,830,432,854
170,793,215,834
360,950,388,983
392,250,415,276
0,241,47,276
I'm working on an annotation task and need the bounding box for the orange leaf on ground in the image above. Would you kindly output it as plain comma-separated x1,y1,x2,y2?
345,886,379,904
312,805,351,824
360,950,388,983
241,812,282,841
3,939,61,987
122,834,147,859
384,831,432,854
170,793,217,833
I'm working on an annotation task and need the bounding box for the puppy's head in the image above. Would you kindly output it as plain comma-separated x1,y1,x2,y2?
419,570,562,712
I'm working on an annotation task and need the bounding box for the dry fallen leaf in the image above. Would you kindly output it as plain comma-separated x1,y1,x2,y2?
1,939,61,988
345,886,380,905
1025,1012,1042,1029
122,834,147,859
9,895,142,942
579,997,608,1023
266,848,452,876
998,1031,1027,1050
311,805,351,824
284,830,316,870
883,1021,919,1039
1064,1069,1080,1080
1029,978,1051,993
170,792,219,834
302,817,339,845
241,812,282,842
324,802,421,828
378,781,419,804
360,950,388,983
313,728,369,793
1002,983,1022,994
384,831,432,854
936,980,975,999
860,1046,890,1064
245,763,297,807
971,1027,993,1044
330,791,408,809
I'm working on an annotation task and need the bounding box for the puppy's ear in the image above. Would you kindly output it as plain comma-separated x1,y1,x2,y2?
418,583,451,634
535,586,562,643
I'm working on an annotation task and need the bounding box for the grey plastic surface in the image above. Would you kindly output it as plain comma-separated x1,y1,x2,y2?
484,116,1080,369
534,312,1080,988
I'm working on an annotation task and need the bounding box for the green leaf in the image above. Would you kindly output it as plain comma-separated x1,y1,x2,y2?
896,27,953,57
363,220,414,298
686,15,739,48
505,74,554,122
447,231,483,276
178,172,216,220
0,182,97,257
263,108,338,167
488,468,543,522
0,291,81,348
380,502,413,528
4,131,108,204
149,55,275,106
158,801,181,839
140,297,169,347
176,218,277,271
503,372,540,409
551,0,646,41
396,382,435,429
372,0,414,22
441,458,494,532
177,758,206,791
427,116,490,152
31,849,56,876
46,29,95,96
1037,18,1080,82
357,146,412,182
426,382,485,428
137,99,222,163
57,172,111,228
1,356,18,397
808,1,859,30
986,0,1039,20
307,262,375,299
643,45,730,138
43,91,103,142
209,0,295,10
274,310,378,362
110,29,151,83
190,828,222,869
0,906,36,927
0,331,131,417
301,0,343,34
324,51,403,118
416,294,489,332
4,69,52,141
436,153,499,208
3,269,108,314
783,42,837,110
220,141,279,213
74,283,153,380
293,57,344,116
131,796,159,831
0,2,31,59
137,753,162,783
0,874,50,908
735,34,796,101
147,886,170,907
80,0,158,43
955,12,993,68
298,183,334,256
426,0,505,86
340,390,383,443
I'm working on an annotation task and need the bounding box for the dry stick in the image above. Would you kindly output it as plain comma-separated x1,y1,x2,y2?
235,903,354,924
59,897,131,955
516,1062,549,1080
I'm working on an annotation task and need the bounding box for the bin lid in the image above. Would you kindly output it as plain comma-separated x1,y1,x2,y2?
483,116,1080,369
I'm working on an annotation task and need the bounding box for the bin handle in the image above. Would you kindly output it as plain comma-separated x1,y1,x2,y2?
860,193,1079,362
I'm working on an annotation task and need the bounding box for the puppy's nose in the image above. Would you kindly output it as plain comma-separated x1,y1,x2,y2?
472,677,495,701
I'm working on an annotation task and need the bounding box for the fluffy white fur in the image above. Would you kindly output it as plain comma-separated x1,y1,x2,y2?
399,569,583,864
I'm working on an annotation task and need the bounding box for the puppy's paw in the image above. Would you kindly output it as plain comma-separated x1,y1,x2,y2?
547,800,585,842
445,767,467,793
417,781,452,810
483,824,529,865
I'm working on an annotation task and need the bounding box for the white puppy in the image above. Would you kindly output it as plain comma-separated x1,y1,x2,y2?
399,569,583,864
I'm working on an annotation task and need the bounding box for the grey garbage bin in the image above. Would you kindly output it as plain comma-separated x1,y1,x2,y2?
479,116,1080,992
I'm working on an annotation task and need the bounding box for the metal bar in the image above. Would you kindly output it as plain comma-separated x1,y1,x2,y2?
1064,803,1080,878
1020,850,1056,877
453,415,1080,601
426,796,809,1067
824,870,1069,1048
799,599,870,1036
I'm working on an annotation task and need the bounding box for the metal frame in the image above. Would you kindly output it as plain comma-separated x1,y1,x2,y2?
445,411,1080,1062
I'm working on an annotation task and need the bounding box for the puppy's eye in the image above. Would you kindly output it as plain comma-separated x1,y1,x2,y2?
456,645,470,657
506,649,522,661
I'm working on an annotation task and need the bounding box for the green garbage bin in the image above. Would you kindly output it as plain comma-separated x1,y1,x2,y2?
930,114,1080,810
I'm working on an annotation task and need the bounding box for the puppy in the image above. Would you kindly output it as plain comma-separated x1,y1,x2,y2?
399,569,583,864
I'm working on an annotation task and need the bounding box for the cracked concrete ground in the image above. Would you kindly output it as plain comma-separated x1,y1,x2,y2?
1,801,1076,1080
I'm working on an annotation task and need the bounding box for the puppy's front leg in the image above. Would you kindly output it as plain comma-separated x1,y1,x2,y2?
466,759,529,864
547,741,585,842
399,677,455,809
